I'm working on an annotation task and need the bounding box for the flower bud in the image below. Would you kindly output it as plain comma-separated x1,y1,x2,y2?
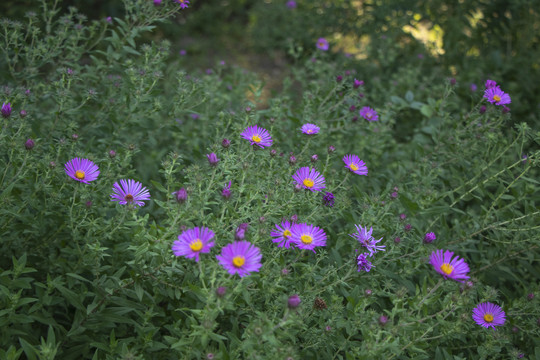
379,315,388,325
206,152,220,166
19,110,27,118
235,223,249,240
328,145,336,154
24,138,35,150
288,294,301,309
109,150,116,158
174,188,187,203
424,232,436,244
221,138,230,148
1,102,12,118
216,286,227,297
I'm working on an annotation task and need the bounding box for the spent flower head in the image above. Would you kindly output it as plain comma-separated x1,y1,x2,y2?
349,225,385,256
175,0,190,9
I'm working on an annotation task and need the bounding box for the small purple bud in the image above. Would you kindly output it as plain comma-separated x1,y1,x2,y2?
353,79,364,89
328,145,336,154
345,70,351,76
424,232,436,244
222,138,230,148
379,315,388,325
67,68,73,75
222,181,232,199
294,183,302,192
399,213,407,220
19,110,27,118
358,92,364,98
206,69,213,75
24,138,35,150
393,186,399,192
49,161,56,168
349,105,356,112
259,216,265,223
71,133,79,141
502,105,510,114
179,49,186,56
245,106,251,112
109,150,116,158
527,293,534,301
352,116,358,122
311,154,318,163
270,149,277,157
325,325,331,331
322,192,335,207
365,289,372,296
154,0,162,5
206,353,214,360
465,281,474,289
288,294,301,309
85,201,92,208
25,89,31,96
106,16,112,23
479,105,486,114
390,191,398,199
290,214,298,222
286,1,297,9
1,102,12,118
216,286,227,297
470,83,477,92
336,75,343,82
394,237,401,244
512,326,519,333
206,152,220,166
288,155,297,165
404,224,412,232
449,78,456,86
281,268,289,276
174,188,187,203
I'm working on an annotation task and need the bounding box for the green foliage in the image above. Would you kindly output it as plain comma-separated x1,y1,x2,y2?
1,0,539,359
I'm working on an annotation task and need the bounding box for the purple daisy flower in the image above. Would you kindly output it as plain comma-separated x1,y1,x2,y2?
216,241,262,277
290,223,327,252
241,125,273,148
172,227,215,262
270,220,294,248
316,38,329,51
359,106,379,121
472,302,506,330
357,253,373,272
301,123,320,135
349,225,385,256
110,179,151,207
174,0,190,9
292,167,326,192
64,158,100,184
429,249,470,282
484,86,511,105
343,154,368,176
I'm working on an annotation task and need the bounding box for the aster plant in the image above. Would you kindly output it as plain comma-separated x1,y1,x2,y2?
270,220,294,248
483,86,511,106
110,179,151,207
472,302,506,330
343,154,368,176
172,227,215,262
290,223,327,252
241,125,273,148
429,249,470,282
301,123,320,135
64,158,100,184
292,167,326,192
216,241,262,277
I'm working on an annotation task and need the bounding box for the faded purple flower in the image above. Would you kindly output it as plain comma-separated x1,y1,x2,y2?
235,223,249,241
173,188,187,203
485,79,497,89
353,79,364,88
175,0,190,9
350,225,385,256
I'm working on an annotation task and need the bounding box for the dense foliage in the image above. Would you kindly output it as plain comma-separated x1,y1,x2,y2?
1,0,539,359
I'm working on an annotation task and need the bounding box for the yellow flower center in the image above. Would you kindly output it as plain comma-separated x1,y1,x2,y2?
493,95,501,102
303,178,314,188
440,263,454,275
283,229,292,237
75,170,85,179
189,239,203,252
483,313,494,323
125,194,134,202
301,234,313,244
349,163,358,171
232,256,245,268
252,134,261,143
307,130,313,134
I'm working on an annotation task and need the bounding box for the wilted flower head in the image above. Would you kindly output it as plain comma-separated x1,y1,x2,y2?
359,106,379,121
301,123,320,135
65,158,100,184
484,86,511,106
241,125,273,148
216,241,262,277
343,154,368,176
206,152,220,166
1,102,12,118
484,79,497,89
322,192,334,207
350,225,385,256
316,38,329,51
292,167,326,192
111,179,151,207
430,249,470,282
357,253,373,272
173,188,188,203
172,226,215,262
290,223,327,252
472,302,506,330
174,0,190,9
222,181,232,199
271,220,294,248
424,232,436,243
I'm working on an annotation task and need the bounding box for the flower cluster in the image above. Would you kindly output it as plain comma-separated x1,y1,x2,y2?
350,225,384,272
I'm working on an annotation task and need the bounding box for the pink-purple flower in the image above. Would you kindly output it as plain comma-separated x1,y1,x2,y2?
472,302,506,330
290,223,327,252
484,86,511,106
359,106,379,121
216,241,262,277
292,167,326,192
270,220,294,248
429,249,470,282
64,158,100,184
172,227,215,262
111,179,151,207
1,102,12,118
484,79,497,89
174,0,190,9
241,125,273,148
316,38,329,51
301,123,320,135
356,253,373,272
343,154,368,176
